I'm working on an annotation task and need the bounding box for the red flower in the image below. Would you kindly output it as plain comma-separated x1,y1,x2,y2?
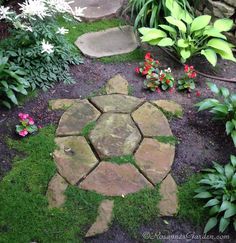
155,60,160,65
135,67,140,73
159,74,165,81
142,67,149,75
184,65,189,73
145,52,151,60
169,87,175,94
156,87,161,93
166,79,170,85
188,72,197,79
196,91,201,97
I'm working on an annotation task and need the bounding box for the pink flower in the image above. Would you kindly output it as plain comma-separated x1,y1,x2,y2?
169,87,175,94
184,65,189,73
156,87,161,93
196,91,201,97
28,117,35,125
19,129,28,137
18,113,29,120
135,67,140,74
145,52,151,60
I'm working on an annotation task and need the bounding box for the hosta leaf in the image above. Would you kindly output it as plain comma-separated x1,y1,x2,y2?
190,15,211,33
207,39,233,55
177,39,188,48
219,217,230,233
214,19,233,32
194,191,212,199
203,27,227,40
140,29,167,42
231,174,236,187
224,204,236,218
196,99,220,111
158,37,174,46
224,164,234,179
209,205,220,216
201,49,217,67
213,161,224,174
234,219,236,231
207,82,219,94
204,198,220,207
215,49,236,62
159,25,177,35
165,16,187,33
138,27,152,35
231,155,236,167
219,201,232,212
204,217,218,233
220,87,230,98
180,49,191,59
231,130,236,147
6,89,18,105
211,104,228,114
226,121,234,135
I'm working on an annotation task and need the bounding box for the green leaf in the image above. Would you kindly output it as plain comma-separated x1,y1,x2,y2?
177,39,188,48
194,191,212,199
215,49,236,62
203,27,227,40
196,99,220,111
231,130,236,147
204,217,218,233
180,49,191,60
214,19,233,32
226,121,234,135
231,155,236,167
231,174,236,187
219,201,232,212
6,89,18,105
224,164,234,179
159,25,177,35
219,217,230,233
220,87,230,98
204,198,220,207
158,37,174,47
165,16,187,33
209,205,220,216
224,204,236,218
207,82,219,94
201,49,217,66
140,29,167,42
190,15,211,32
207,39,233,55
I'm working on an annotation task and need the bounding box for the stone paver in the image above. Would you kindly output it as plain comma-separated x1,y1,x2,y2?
135,138,175,184
132,102,172,137
54,136,99,185
158,174,178,216
90,94,143,113
75,26,139,58
49,99,80,110
89,113,141,159
152,100,183,118
46,173,68,208
79,162,153,196
105,75,129,95
56,99,101,136
86,199,114,237
69,0,124,22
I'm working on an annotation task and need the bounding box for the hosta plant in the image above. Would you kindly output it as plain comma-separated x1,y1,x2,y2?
194,155,236,233
0,52,29,108
139,13,235,65
196,82,236,147
178,64,197,92
16,113,38,137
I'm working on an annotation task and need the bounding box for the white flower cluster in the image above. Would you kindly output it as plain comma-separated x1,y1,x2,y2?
0,6,14,20
164,67,172,73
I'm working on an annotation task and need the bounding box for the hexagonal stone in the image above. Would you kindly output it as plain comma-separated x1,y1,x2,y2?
132,102,172,137
69,0,124,22
158,174,178,216
54,136,99,185
134,138,175,184
75,26,139,58
90,94,143,113
56,100,101,136
89,113,142,159
105,75,129,95
46,173,68,208
151,100,183,118
49,99,80,110
79,162,153,196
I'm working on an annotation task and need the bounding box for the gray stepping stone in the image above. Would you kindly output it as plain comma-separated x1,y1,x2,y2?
105,75,129,95
134,138,175,184
132,102,172,137
86,199,114,237
75,26,139,58
158,174,178,216
54,136,99,185
56,99,101,136
69,0,124,21
89,113,142,159
46,173,68,208
90,94,143,113
79,162,153,196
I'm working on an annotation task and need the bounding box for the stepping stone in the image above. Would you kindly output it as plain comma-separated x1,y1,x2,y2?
90,94,143,113
158,174,178,216
132,102,172,137
54,136,99,185
105,75,129,95
46,173,68,208
134,138,175,184
49,99,80,110
79,162,153,196
69,0,124,22
89,113,141,159
75,26,139,58
56,99,101,136
86,199,114,237
152,100,183,118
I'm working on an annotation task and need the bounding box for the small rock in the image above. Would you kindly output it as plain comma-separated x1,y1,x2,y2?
105,75,129,95
48,99,80,110
46,173,68,208
158,174,178,216
86,199,114,237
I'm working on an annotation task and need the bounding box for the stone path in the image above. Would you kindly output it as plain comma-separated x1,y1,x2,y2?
47,75,181,236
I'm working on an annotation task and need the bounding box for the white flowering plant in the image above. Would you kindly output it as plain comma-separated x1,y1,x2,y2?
0,0,85,91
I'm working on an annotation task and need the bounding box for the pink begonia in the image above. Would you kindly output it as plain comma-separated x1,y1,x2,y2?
19,129,28,137
18,113,29,120
28,117,35,125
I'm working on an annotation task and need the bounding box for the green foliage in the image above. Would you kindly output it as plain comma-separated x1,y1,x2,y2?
106,155,136,166
0,51,29,108
139,13,235,65
178,174,208,226
80,121,96,137
127,0,193,29
114,185,160,236
194,155,236,233
0,126,103,242
155,136,179,145
196,82,236,147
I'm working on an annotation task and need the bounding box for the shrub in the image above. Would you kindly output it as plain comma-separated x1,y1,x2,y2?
0,51,29,108
195,155,236,233
139,14,235,65
196,82,236,147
